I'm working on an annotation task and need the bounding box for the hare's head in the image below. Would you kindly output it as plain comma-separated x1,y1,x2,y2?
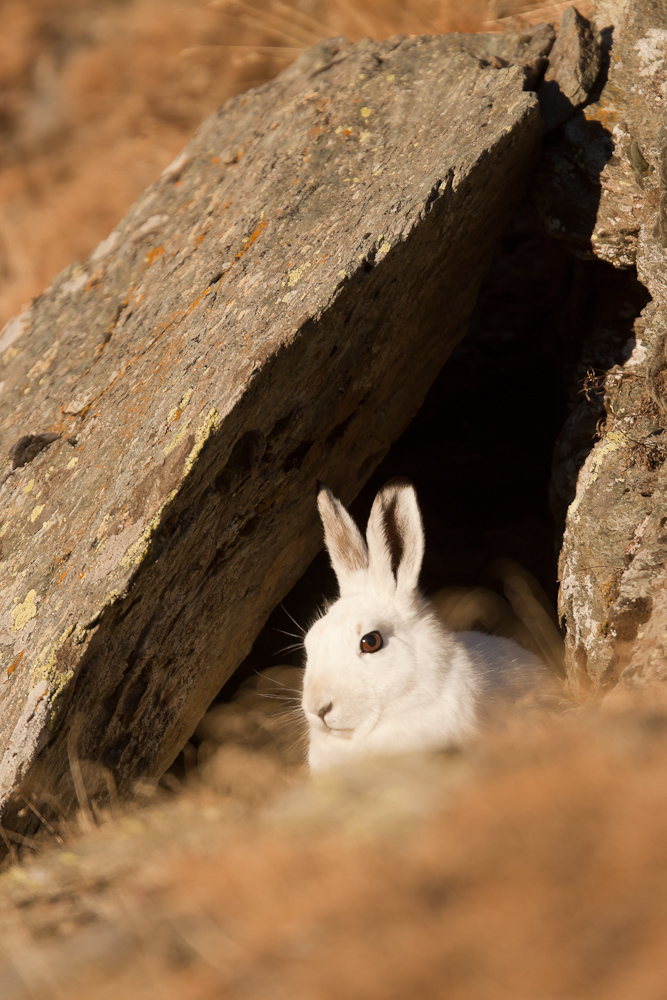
302,480,447,770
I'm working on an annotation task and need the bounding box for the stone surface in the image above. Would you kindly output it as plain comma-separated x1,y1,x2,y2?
533,1,661,265
538,5,602,129
557,0,667,688
436,22,556,88
0,32,543,830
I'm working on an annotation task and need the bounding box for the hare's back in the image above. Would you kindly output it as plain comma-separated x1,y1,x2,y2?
457,631,549,700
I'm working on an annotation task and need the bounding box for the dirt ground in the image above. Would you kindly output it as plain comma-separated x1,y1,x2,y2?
0,0,589,329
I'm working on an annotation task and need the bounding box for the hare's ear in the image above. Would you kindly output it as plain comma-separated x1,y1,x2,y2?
317,483,368,594
366,479,424,595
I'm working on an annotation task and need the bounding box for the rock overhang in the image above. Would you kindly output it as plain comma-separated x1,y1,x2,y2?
0,30,548,827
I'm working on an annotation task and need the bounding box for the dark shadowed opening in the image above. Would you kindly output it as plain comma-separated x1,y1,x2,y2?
168,194,649,780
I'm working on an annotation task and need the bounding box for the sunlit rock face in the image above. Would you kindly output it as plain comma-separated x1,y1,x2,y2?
554,1,667,688
0,30,545,835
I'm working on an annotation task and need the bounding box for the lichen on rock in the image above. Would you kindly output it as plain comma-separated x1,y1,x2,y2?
557,0,667,688
0,29,546,836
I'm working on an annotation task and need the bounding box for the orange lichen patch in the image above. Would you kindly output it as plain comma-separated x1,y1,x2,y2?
85,269,105,292
233,219,268,261
7,649,24,677
185,287,212,317
583,97,620,130
145,245,166,267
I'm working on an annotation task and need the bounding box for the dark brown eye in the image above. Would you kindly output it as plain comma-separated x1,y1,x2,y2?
360,631,383,653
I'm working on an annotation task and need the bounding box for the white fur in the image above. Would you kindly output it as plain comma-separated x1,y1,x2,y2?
301,480,547,773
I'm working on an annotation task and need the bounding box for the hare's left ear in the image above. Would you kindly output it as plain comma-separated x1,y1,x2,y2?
366,479,424,595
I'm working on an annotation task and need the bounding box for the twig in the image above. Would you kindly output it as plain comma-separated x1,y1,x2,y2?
19,794,63,843
68,725,95,833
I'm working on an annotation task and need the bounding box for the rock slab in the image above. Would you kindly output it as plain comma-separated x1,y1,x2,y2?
557,0,667,687
0,33,543,830
538,5,602,129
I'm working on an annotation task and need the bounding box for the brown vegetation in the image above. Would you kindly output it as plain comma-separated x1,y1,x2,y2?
0,0,589,329
2,679,667,999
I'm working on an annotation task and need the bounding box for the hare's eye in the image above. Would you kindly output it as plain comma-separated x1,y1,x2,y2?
360,631,383,653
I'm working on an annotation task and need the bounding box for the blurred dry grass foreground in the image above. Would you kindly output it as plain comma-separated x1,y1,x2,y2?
2,676,667,1000
0,0,588,329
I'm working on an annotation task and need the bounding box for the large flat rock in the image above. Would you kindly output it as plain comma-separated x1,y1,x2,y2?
0,33,543,830
555,1,667,687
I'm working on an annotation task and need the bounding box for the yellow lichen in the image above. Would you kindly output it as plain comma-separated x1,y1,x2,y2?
32,624,75,696
67,457,79,469
360,107,373,118
164,419,191,457
183,408,221,479
11,589,37,631
30,504,45,523
100,589,122,611
23,479,34,494
287,261,312,287
567,430,626,521
168,387,193,423
120,489,178,568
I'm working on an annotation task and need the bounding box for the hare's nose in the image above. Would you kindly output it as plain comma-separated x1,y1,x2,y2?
317,701,333,722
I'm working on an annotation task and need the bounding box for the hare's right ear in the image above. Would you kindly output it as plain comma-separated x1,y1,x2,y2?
317,483,368,595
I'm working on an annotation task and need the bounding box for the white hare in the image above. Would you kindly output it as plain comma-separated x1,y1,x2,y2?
301,479,548,773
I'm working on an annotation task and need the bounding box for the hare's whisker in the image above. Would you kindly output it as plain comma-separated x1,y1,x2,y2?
276,642,305,657
273,627,303,640
280,604,306,635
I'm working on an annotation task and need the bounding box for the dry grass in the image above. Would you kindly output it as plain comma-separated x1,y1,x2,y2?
2,683,667,1000
0,0,590,329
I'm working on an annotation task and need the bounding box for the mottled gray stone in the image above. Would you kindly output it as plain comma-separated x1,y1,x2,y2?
0,32,543,831
436,22,556,88
557,1,667,688
538,6,602,129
